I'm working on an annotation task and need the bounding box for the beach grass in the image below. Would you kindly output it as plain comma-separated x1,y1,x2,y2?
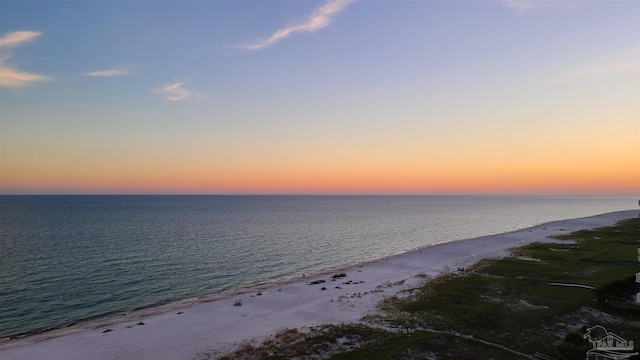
374,217,640,358
211,217,640,359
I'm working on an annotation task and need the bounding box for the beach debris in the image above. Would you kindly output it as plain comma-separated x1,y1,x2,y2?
233,299,243,307
547,282,596,290
137,322,145,326
375,280,403,289
331,273,347,279
102,329,112,333
309,279,326,285
321,287,327,291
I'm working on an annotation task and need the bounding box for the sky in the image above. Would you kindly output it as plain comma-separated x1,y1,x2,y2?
0,0,638,195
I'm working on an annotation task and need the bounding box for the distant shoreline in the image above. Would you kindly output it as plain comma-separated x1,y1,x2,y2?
2,195,634,344
0,208,632,344
2,209,637,359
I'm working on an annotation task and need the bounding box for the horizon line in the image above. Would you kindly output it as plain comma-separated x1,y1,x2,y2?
0,193,637,197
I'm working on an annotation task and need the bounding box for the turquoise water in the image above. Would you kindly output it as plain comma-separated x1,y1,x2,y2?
0,195,635,339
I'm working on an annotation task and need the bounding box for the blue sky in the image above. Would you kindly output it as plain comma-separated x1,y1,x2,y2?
1,0,638,194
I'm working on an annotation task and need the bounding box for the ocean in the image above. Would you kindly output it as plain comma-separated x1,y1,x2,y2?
0,195,636,340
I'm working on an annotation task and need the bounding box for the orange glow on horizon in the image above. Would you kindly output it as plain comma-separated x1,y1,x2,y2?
2,155,637,195
2,108,638,195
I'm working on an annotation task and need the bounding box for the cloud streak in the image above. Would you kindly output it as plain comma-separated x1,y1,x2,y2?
500,0,596,14
0,62,50,88
82,69,129,77
576,61,638,76
0,30,42,48
561,48,639,78
240,0,355,50
501,0,535,13
0,30,50,88
155,81,192,101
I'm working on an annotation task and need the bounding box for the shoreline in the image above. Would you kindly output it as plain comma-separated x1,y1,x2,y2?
1,209,637,360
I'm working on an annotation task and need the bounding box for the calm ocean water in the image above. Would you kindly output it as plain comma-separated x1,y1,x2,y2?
0,195,636,339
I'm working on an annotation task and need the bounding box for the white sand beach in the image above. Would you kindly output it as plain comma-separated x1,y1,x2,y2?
1,210,637,360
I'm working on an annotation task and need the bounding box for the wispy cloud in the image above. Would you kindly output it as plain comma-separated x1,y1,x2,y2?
0,64,50,88
82,69,129,77
500,0,594,14
239,0,356,50
501,0,535,14
0,30,50,88
155,81,192,101
0,30,41,48
575,61,638,76
561,48,639,78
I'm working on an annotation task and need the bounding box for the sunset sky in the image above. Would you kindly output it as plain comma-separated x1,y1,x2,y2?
1,0,638,195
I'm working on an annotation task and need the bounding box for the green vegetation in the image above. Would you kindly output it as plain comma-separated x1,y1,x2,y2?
209,218,640,359
196,325,388,360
